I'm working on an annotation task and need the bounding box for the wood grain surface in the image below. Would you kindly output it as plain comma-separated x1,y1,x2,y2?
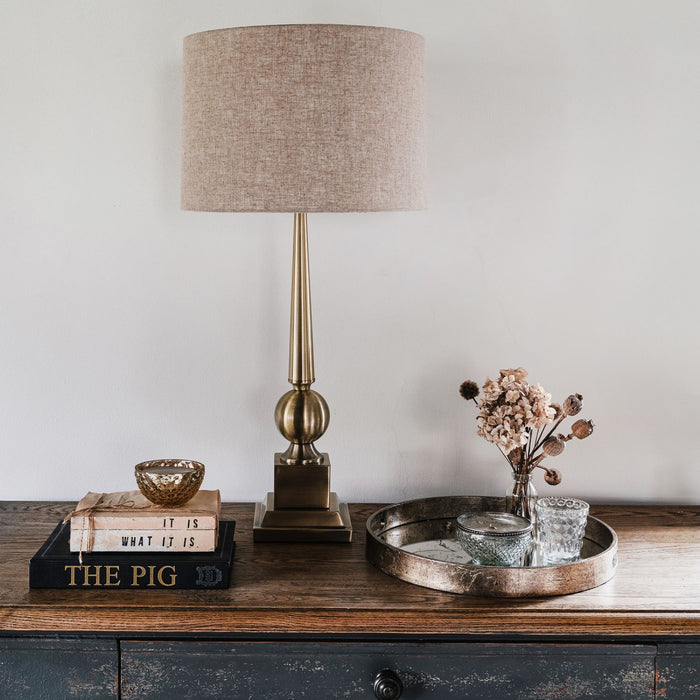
1,501,699,637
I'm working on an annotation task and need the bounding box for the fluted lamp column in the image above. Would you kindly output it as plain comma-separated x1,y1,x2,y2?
181,24,426,542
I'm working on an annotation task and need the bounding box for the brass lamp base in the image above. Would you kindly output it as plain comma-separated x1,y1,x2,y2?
253,492,353,543
273,453,330,509
254,212,352,544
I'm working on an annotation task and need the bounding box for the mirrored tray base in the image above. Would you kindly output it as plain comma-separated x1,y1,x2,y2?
366,496,618,597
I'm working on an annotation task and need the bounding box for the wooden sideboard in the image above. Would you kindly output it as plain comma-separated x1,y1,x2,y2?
1,501,699,699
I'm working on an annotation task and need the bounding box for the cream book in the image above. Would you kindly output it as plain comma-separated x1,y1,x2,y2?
69,489,220,531
69,527,218,553
68,489,221,553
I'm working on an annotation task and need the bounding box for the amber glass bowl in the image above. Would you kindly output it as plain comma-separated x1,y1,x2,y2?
134,459,205,507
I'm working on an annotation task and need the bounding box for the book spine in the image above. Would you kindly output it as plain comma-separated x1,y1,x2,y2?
30,557,232,589
69,528,217,553
70,515,218,530
30,520,235,590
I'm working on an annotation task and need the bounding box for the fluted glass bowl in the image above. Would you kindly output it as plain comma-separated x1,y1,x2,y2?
135,459,205,507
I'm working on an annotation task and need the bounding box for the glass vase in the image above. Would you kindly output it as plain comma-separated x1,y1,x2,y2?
506,472,537,528
506,472,538,565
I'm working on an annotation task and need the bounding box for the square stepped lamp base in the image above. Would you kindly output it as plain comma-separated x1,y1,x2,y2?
253,493,353,543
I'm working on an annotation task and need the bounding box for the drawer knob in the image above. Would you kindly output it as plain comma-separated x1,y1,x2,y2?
373,668,403,699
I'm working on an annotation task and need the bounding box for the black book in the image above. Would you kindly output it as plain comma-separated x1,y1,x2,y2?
29,520,235,589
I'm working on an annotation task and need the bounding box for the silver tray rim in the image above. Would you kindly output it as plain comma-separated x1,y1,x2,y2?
365,495,618,598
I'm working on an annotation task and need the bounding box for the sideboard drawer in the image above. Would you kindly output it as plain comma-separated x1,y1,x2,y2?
121,640,656,699
0,638,118,699
657,644,700,699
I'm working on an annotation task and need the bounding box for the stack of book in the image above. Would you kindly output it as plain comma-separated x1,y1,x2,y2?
30,489,235,589
69,490,221,553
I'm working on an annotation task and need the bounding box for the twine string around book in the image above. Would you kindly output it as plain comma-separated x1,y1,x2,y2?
63,493,149,563
63,491,217,563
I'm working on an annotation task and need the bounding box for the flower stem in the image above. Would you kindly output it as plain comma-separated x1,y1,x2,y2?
527,453,546,474
530,415,566,455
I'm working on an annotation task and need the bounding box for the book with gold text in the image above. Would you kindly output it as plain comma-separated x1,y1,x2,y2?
30,520,234,589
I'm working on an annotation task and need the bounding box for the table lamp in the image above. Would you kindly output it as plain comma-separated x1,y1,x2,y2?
181,24,426,542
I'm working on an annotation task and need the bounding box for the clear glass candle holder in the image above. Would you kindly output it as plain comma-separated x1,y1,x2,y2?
456,512,532,567
535,497,589,564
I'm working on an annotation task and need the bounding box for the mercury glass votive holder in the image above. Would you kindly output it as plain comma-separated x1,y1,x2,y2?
535,497,589,564
456,512,532,566
135,459,205,507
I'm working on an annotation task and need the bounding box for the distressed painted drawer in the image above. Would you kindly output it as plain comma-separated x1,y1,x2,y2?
0,638,118,699
121,640,656,699
657,644,700,699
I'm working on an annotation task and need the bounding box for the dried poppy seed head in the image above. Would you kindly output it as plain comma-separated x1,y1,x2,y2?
459,380,480,401
562,393,583,416
550,403,562,419
571,418,595,439
542,436,566,457
544,468,562,486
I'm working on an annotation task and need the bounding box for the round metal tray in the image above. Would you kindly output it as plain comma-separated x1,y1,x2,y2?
366,495,617,597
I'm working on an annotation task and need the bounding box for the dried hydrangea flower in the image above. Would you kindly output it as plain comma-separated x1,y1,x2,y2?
499,367,528,381
542,435,566,457
459,380,480,401
525,383,556,429
505,389,520,403
562,393,583,416
481,377,505,403
476,371,555,452
571,418,595,439
476,403,529,453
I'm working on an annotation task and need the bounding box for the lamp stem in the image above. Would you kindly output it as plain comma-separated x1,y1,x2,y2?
275,213,329,465
289,213,315,389
255,211,352,540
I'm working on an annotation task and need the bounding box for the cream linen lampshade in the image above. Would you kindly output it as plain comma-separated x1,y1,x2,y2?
182,24,425,212
181,24,426,541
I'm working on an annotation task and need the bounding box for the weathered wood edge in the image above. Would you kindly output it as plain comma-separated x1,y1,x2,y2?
1,608,699,637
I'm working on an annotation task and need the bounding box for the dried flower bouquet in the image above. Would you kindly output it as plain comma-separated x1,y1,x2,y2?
460,368,594,518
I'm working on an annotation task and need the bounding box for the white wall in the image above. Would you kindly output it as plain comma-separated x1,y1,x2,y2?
2,1,699,504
